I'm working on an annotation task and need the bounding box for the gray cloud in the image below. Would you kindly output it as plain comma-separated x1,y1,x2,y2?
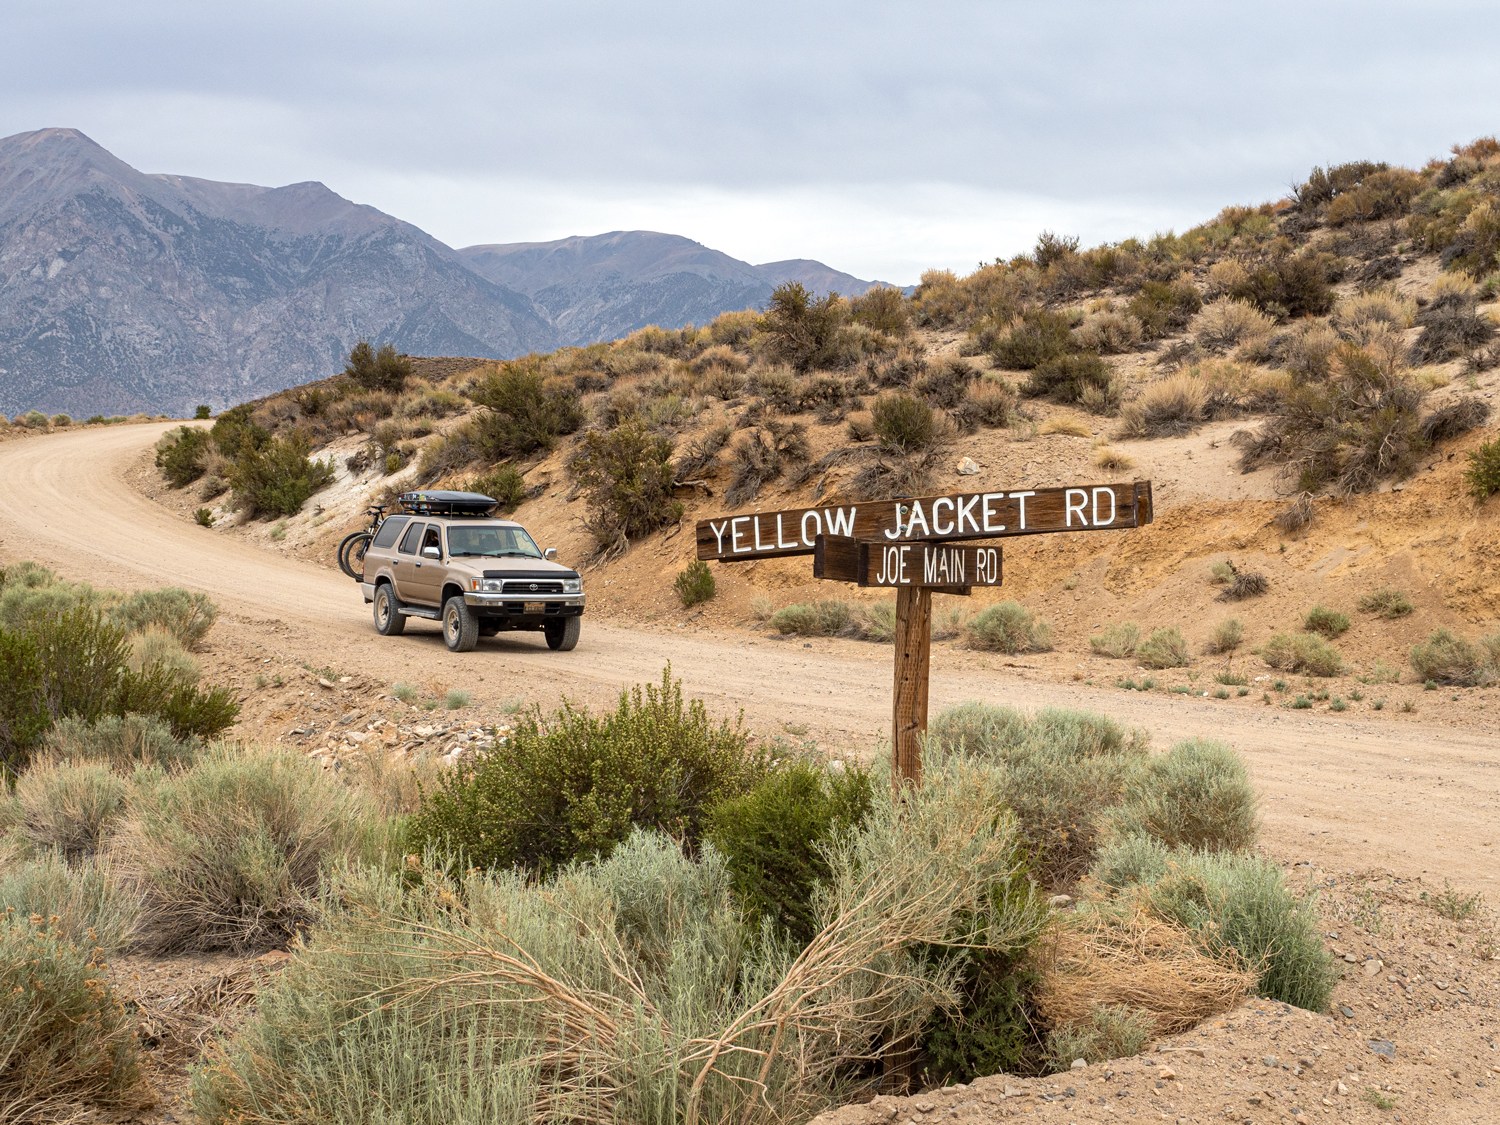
4,0,1498,281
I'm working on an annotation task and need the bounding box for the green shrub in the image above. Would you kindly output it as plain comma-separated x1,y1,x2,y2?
1135,627,1191,669
107,586,218,650
42,713,197,772
759,281,853,373
1023,351,1112,405
112,661,240,743
209,404,270,459
929,704,1148,888
114,746,379,953
1088,833,1172,892
1111,739,1258,852
1089,623,1140,658
923,959,1042,1084
13,760,128,862
410,669,763,877
194,507,214,527
1205,618,1244,654
464,466,527,513
992,308,1074,369
925,701,1032,758
194,761,1045,1125
228,431,335,518
673,559,716,607
1260,632,1344,677
154,425,212,486
343,340,411,393
1126,279,1202,339
770,600,853,637
1356,588,1414,619
1410,287,1496,363
0,915,145,1119
0,853,139,957
1044,1003,1153,1070
706,759,874,945
1467,438,1500,501
15,409,50,429
128,626,200,684
1409,629,1496,686
468,359,583,460
568,419,683,553
1227,251,1337,319
872,392,936,451
194,404,212,420
1136,850,1337,1011
964,601,1052,653
1303,605,1350,639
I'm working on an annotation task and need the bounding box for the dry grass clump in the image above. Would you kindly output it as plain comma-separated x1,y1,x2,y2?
964,602,1053,654
1089,623,1140,659
1303,605,1350,639
1260,632,1344,677
1074,308,1144,354
1409,629,1499,687
1033,906,1253,1039
194,761,1046,1125
1204,618,1245,655
1190,298,1275,356
1357,587,1414,619
1333,286,1416,340
0,852,141,955
965,376,1020,427
12,759,128,862
1278,320,1342,381
1135,627,1191,670
113,746,380,954
1,915,149,1123
1214,561,1269,601
1093,445,1134,471
725,420,809,505
1419,396,1491,444
1038,417,1091,437
1272,493,1315,535
1117,370,1208,438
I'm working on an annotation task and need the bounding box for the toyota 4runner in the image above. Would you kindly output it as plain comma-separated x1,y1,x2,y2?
357,491,584,652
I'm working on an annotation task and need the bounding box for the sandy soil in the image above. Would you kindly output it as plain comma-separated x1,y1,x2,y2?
2,421,1498,1123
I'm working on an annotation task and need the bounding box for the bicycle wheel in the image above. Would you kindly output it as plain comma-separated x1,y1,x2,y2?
337,531,373,579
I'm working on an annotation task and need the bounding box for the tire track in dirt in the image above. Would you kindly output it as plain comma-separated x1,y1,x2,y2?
1,423,1496,887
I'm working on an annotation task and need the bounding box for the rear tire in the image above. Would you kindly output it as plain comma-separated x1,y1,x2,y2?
338,531,373,579
373,583,406,636
443,595,479,652
544,615,581,651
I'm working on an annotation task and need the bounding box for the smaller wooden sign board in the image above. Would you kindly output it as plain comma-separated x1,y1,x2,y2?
813,536,1002,594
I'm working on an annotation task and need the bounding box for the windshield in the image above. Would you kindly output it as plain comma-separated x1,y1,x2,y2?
445,524,542,559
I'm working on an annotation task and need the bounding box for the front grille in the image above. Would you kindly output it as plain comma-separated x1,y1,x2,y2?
499,579,564,595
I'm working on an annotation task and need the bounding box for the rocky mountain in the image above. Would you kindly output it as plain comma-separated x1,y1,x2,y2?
459,232,881,348
0,129,881,416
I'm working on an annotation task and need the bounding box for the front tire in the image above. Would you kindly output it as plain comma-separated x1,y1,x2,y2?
544,615,581,651
373,583,406,636
443,595,479,652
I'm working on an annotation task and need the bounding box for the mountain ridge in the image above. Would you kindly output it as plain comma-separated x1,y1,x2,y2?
0,129,880,414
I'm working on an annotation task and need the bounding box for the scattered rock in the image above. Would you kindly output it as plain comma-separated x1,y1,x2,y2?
1364,958,1385,976
1369,1039,1397,1058
956,456,980,476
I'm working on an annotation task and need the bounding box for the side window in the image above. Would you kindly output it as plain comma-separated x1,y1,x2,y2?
421,527,441,555
371,515,409,550
397,522,425,556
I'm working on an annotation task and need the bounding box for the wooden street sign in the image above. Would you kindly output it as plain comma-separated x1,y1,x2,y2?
696,480,1152,561
813,535,1002,592
696,479,1154,794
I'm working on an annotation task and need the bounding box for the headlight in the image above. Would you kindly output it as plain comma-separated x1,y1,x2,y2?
471,578,504,593
563,578,582,594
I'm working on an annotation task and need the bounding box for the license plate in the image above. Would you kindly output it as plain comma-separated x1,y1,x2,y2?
524,601,545,615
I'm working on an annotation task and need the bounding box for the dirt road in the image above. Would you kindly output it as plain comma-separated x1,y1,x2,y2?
1,423,1496,887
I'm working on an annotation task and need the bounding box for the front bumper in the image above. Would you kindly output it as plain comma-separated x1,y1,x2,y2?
464,591,585,613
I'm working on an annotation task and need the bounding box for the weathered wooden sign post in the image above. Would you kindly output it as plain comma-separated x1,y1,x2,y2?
697,481,1153,789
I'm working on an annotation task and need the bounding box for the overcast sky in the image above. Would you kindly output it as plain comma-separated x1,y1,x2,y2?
4,1,1498,284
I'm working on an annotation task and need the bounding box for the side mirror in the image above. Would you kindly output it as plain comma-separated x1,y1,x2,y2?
422,546,441,560
543,547,558,561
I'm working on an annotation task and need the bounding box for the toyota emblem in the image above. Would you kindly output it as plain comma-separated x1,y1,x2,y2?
528,582,538,591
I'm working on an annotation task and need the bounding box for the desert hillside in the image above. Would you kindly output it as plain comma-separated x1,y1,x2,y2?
136,139,1500,715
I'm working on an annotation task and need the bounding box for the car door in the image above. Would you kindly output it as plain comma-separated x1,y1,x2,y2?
393,521,442,607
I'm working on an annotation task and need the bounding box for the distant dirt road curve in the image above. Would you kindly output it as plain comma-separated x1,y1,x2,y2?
1,423,1496,886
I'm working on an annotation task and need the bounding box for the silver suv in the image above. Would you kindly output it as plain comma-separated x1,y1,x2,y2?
356,491,584,652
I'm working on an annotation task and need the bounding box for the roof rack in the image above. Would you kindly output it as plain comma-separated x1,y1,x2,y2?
398,490,498,517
